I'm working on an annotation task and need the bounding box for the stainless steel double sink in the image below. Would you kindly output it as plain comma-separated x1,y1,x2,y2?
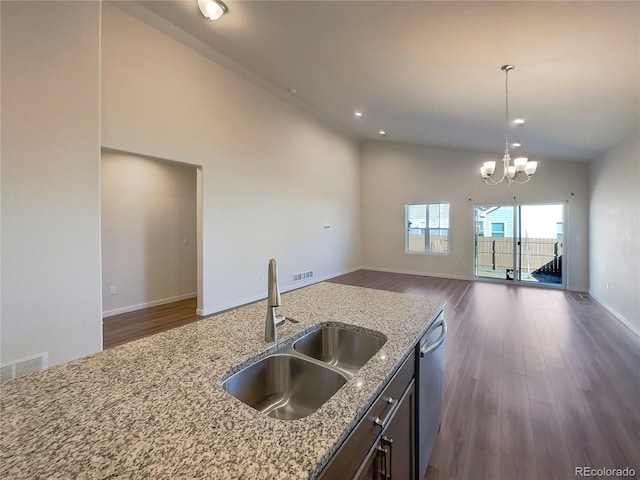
222,325,387,420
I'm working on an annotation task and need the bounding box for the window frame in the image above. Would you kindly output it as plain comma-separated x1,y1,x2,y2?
490,221,506,238
405,202,450,255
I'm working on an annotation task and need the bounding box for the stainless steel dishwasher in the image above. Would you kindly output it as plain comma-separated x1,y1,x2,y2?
415,311,447,480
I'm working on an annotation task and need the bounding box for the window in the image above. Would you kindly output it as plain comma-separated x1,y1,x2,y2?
556,221,563,239
490,222,505,238
406,203,450,254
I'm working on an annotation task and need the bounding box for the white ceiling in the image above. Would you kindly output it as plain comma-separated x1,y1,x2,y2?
132,0,639,161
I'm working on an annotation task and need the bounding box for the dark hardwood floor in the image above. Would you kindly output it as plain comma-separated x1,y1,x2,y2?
102,297,199,349
103,271,640,479
329,270,640,480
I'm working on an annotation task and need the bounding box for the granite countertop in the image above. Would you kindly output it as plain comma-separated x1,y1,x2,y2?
1,282,445,479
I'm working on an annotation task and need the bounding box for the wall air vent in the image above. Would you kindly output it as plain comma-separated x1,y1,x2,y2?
0,353,48,383
293,270,314,282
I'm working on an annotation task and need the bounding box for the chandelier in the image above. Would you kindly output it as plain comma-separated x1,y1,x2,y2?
481,65,538,185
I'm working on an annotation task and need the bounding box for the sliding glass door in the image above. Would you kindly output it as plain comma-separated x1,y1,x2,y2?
474,203,565,287
475,205,516,280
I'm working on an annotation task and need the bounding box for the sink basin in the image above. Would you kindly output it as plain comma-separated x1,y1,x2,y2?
222,354,347,420
293,326,387,374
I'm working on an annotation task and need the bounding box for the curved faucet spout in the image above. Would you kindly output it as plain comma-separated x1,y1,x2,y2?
265,258,285,342
267,258,281,308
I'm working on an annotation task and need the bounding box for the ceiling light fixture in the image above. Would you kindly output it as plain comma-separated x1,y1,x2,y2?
481,65,538,185
513,118,526,124
511,142,521,148
198,0,227,20
354,111,363,117
379,130,387,136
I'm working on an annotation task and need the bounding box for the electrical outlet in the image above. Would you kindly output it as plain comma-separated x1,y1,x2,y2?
110,286,117,295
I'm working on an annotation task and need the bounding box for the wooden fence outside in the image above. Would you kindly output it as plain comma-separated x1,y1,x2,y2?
408,233,448,254
476,237,563,275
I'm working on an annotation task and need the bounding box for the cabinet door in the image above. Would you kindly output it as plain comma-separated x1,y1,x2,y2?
354,442,387,480
381,379,415,480
318,353,415,480
354,380,415,480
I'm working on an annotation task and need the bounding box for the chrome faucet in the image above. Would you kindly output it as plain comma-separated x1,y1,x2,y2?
265,258,287,342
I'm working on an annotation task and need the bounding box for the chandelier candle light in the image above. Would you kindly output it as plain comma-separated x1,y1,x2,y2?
481,65,538,185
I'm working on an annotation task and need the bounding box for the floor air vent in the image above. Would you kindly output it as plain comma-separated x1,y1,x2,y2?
0,353,47,383
293,270,314,282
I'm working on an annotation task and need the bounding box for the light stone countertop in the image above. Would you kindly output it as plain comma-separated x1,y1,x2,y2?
1,282,445,479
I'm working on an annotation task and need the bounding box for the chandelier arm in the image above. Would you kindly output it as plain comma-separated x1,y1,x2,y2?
512,174,532,184
486,167,508,185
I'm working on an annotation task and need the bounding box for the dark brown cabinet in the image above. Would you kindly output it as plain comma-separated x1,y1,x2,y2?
354,380,415,480
318,309,445,480
319,352,415,480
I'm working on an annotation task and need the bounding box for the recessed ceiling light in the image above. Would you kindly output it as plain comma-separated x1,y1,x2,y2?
512,142,521,147
354,111,363,117
379,130,387,136
198,0,228,20
513,118,526,125
288,88,297,95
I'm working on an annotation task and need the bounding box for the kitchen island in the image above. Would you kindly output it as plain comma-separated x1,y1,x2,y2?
1,282,445,479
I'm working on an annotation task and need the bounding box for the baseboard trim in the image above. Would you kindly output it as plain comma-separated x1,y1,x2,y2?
197,267,361,317
103,292,197,318
589,290,640,339
360,266,474,282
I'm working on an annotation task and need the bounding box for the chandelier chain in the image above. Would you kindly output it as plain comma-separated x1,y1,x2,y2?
504,68,510,154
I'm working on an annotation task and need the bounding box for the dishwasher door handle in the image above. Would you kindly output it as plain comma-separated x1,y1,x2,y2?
420,318,447,357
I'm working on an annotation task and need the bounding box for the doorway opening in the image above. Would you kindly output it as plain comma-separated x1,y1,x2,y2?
100,148,204,347
474,203,565,287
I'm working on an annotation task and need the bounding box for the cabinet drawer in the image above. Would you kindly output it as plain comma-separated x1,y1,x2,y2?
318,350,415,480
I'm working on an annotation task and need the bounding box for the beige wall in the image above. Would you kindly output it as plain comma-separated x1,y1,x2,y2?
1,1,102,366
360,140,590,291
101,5,361,315
589,129,640,335
101,150,197,316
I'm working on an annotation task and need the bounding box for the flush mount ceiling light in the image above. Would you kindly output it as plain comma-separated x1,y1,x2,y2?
198,0,227,20
481,65,538,185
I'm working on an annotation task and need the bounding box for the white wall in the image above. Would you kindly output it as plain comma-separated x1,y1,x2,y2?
1,1,102,366
360,140,590,291
589,129,640,335
101,5,361,315
101,150,197,316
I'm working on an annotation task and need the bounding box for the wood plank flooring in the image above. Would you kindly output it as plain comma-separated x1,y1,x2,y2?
102,297,200,349
103,271,640,479
328,270,640,480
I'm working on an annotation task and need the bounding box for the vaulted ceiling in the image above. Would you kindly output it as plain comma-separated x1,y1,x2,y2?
129,0,639,161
